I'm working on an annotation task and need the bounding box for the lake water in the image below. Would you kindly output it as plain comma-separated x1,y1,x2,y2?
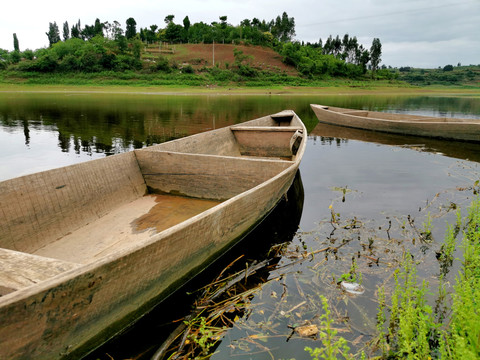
1,92,479,359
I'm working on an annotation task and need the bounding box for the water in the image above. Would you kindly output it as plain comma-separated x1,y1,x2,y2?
1,92,479,359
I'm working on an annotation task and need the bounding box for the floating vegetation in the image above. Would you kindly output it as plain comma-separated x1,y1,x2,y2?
149,179,479,359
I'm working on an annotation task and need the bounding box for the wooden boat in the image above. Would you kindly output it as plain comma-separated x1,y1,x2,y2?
0,110,306,359
311,104,480,142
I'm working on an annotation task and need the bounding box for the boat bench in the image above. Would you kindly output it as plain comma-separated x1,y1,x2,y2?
0,248,79,295
231,126,303,158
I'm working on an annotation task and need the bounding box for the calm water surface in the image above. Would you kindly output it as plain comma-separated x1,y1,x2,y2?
1,92,480,359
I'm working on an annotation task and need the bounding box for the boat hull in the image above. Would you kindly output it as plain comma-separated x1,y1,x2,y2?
311,104,480,142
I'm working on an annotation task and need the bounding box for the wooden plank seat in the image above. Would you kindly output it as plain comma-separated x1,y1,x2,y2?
231,126,303,158
0,248,80,295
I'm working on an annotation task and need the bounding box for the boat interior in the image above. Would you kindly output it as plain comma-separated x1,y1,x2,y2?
0,112,304,297
328,107,473,123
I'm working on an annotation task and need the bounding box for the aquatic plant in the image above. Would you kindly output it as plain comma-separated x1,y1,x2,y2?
375,197,480,360
305,296,352,360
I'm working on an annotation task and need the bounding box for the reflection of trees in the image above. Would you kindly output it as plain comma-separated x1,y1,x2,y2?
22,119,30,145
0,94,479,156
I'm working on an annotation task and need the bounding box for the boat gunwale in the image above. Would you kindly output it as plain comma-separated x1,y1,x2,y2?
138,147,296,164
311,104,480,125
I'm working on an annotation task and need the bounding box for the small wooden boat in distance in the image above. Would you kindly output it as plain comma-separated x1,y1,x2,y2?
311,104,480,142
0,110,306,359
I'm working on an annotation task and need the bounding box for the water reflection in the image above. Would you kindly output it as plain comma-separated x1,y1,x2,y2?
1,92,480,358
84,171,304,360
1,93,480,181
311,122,480,163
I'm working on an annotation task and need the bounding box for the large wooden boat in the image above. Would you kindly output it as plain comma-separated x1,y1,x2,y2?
0,110,306,359
311,104,480,142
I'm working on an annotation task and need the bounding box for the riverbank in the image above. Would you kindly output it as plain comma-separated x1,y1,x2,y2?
1,82,479,96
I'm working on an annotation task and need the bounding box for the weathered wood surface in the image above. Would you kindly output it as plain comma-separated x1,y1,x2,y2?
0,152,147,253
136,150,292,200
311,104,480,142
231,126,302,158
0,110,307,359
0,248,79,292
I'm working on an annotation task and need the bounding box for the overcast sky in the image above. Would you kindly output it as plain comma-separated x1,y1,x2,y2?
1,0,479,68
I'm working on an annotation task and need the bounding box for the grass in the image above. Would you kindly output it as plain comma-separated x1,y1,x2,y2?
1,69,479,96
375,197,480,359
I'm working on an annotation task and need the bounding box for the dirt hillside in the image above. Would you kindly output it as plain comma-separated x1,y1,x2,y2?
145,43,297,75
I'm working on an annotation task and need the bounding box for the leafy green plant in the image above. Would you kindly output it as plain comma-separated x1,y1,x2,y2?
339,257,362,285
421,211,433,241
376,197,480,359
305,296,351,360
186,316,221,355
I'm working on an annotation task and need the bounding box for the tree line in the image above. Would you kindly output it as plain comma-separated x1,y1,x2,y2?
44,13,295,48
1,13,383,79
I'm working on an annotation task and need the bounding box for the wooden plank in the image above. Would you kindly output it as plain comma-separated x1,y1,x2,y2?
0,152,146,253
0,248,80,291
146,126,241,156
231,126,302,131
32,194,221,264
232,128,298,157
136,151,292,200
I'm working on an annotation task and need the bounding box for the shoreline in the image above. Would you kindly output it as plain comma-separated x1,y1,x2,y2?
0,83,479,96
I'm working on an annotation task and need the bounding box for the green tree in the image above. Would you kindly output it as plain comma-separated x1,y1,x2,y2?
146,25,158,43
164,15,175,24
370,37,382,78
132,39,142,59
125,17,137,39
94,18,104,37
116,35,128,53
10,50,21,64
46,22,61,47
219,16,228,29
22,49,34,60
13,33,19,51
63,21,70,41
272,12,295,42
165,22,183,43
71,20,81,39
104,21,123,40
183,16,191,42
82,24,97,40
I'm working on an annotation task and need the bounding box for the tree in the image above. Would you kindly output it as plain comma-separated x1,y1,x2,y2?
13,33,19,51
370,38,382,78
219,16,228,29
272,12,295,42
183,16,191,42
111,21,124,40
164,15,175,24
63,21,70,41
125,17,137,39
165,22,183,43
183,16,191,32
46,22,61,47
71,20,81,39
146,25,158,43
94,18,104,37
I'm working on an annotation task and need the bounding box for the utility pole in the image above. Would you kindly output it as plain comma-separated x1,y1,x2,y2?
212,40,215,66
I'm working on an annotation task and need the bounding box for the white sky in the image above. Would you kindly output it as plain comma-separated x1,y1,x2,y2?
1,0,479,68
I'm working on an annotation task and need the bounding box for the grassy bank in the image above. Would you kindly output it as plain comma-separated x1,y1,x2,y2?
0,78,479,96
